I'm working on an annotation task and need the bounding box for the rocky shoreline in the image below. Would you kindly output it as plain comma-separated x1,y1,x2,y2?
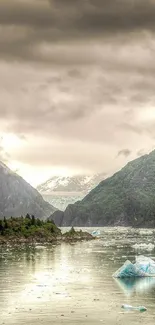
0,228,94,245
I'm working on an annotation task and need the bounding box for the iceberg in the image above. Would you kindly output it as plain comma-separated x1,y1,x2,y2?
121,304,147,312
91,230,100,236
113,255,155,278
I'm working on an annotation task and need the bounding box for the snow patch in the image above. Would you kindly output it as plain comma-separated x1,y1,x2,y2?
37,173,105,194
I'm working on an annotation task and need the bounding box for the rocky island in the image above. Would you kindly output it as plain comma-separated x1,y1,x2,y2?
0,215,94,245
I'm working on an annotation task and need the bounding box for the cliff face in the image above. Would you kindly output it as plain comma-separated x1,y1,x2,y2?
0,162,56,220
50,151,155,227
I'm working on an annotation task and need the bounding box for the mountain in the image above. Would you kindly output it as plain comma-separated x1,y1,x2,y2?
50,150,155,228
0,162,56,220
37,173,106,194
37,173,106,211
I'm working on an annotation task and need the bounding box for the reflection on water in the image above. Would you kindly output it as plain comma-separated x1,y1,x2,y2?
115,277,155,296
0,227,155,324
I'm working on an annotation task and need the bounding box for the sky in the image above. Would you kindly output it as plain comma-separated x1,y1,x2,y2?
1,0,155,187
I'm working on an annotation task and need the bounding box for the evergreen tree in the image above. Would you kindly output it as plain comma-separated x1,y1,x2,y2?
0,220,4,235
36,218,42,227
25,213,31,220
3,216,8,229
31,215,36,226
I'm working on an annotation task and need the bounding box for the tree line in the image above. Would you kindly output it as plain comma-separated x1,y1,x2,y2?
0,214,59,237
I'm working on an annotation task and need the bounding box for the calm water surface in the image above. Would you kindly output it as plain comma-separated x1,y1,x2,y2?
1,227,155,325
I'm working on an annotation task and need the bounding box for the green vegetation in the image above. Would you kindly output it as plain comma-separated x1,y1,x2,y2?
0,214,61,240
63,226,93,240
56,150,155,227
0,216,94,243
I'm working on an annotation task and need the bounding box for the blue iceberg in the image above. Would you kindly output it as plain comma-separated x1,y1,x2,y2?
113,255,155,278
92,230,101,236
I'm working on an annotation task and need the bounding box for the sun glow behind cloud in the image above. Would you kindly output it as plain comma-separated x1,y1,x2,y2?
8,163,73,187
138,107,155,123
1,133,24,150
0,133,92,187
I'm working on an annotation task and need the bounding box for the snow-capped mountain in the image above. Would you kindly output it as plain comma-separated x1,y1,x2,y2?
37,173,106,211
37,173,106,194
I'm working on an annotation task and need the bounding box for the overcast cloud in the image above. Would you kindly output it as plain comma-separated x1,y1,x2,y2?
0,0,155,185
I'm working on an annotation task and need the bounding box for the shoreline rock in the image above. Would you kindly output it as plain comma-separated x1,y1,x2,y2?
0,228,94,245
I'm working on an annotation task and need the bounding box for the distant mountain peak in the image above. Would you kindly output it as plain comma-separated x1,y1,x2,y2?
37,173,106,194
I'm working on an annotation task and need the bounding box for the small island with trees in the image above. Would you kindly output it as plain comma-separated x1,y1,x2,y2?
0,214,94,244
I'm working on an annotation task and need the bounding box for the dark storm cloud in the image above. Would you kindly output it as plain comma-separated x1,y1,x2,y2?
0,0,155,64
0,1,55,28
1,0,155,31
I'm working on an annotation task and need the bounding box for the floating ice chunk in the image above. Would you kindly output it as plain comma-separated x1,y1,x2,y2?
132,243,154,251
92,230,100,236
121,304,147,312
135,255,155,275
113,260,146,278
135,255,154,264
139,230,153,236
113,255,155,278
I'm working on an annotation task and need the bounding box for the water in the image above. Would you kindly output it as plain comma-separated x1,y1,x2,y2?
0,227,155,324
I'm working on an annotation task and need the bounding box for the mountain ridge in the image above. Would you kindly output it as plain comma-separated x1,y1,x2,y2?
0,161,56,220
37,173,106,194
49,150,155,227
37,173,106,211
